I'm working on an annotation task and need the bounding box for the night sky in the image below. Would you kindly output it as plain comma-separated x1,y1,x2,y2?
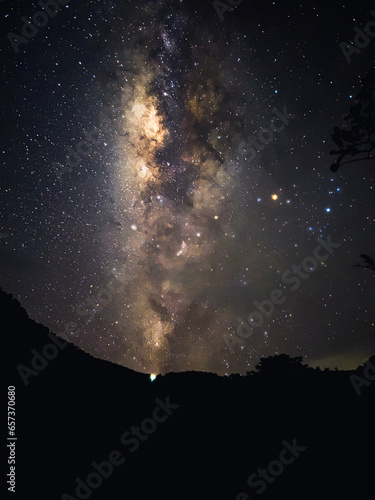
1,0,374,375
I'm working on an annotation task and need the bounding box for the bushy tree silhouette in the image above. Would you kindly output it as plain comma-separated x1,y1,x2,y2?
254,354,309,377
330,69,375,172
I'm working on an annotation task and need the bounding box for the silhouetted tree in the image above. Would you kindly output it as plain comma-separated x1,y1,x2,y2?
330,69,375,172
352,254,375,272
254,354,309,377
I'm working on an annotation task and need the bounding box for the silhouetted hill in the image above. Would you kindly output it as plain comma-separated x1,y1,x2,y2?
3,286,374,500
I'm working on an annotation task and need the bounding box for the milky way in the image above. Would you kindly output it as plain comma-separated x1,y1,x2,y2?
97,6,262,374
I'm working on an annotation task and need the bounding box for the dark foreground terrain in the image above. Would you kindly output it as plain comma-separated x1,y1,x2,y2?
4,287,374,500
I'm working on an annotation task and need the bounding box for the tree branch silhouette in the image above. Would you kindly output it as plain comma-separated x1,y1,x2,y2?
330,69,375,172
352,254,375,272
